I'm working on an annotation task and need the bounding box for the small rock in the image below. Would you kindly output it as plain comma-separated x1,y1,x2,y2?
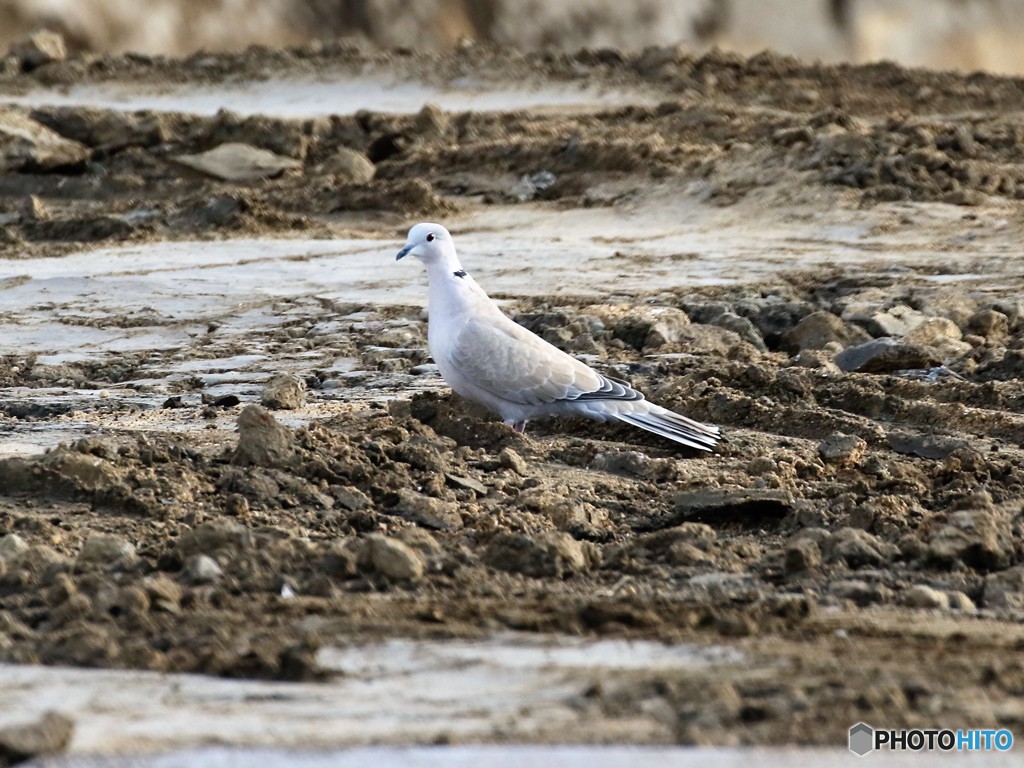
389,488,462,530
141,574,182,613
364,534,424,581
20,194,50,222
182,554,223,584
179,520,253,555
7,29,67,70
413,102,449,140
842,303,925,339
175,142,302,182
902,584,950,610
983,566,1024,610
318,147,375,183
498,447,529,475
612,306,691,350
0,108,90,172
903,317,972,359
927,504,1013,570
591,450,652,477
818,432,867,467
483,531,596,578
781,310,869,352
0,711,74,764
943,189,987,206
43,450,125,494
830,579,892,606
834,338,940,373
77,533,136,567
0,533,29,562
444,472,487,496
232,405,296,468
784,538,822,573
827,527,897,568
260,373,306,410
967,308,1010,342
666,541,714,567
888,431,970,460
947,591,977,613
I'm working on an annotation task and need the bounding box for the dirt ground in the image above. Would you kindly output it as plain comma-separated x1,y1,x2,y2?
3,44,1024,749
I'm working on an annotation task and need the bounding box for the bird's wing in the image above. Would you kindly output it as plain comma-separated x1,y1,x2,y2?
446,310,642,406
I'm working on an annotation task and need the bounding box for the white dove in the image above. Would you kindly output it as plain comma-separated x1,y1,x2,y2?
396,223,721,451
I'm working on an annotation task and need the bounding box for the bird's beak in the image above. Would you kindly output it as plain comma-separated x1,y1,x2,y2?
395,244,413,261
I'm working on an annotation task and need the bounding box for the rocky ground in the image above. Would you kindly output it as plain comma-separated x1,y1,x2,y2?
2,43,1024,750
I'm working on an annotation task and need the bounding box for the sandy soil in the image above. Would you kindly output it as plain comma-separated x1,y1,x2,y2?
2,44,1024,752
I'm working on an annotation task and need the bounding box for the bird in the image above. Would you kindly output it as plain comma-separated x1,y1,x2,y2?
395,223,721,451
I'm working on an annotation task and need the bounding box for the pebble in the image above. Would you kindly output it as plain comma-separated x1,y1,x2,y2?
364,534,424,581
7,29,67,70
182,554,223,585
784,538,822,574
175,142,302,182
260,373,306,410
77,533,136,567
390,488,463,531
232,404,297,468
834,338,940,373
0,711,74,764
982,565,1024,610
498,447,529,475
902,584,950,610
818,432,867,467
317,147,375,183
0,533,29,562
483,531,595,578
782,310,869,352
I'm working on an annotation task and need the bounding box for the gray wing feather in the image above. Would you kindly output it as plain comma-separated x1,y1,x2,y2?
448,314,636,406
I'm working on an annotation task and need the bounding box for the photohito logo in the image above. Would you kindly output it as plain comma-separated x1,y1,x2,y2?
849,722,1014,756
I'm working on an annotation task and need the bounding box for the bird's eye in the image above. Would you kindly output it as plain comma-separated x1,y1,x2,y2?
426,233,435,242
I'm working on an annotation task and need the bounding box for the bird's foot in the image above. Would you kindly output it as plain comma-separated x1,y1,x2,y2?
503,419,528,434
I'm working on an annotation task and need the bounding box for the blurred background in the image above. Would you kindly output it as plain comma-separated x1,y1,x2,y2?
1,0,1024,74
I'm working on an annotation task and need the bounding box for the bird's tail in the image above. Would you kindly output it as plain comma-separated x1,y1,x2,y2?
612,401,721,452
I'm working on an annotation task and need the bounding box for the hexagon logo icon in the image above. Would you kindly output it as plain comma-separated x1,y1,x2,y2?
849,722,874,756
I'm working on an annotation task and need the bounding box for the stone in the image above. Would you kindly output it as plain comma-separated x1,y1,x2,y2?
413,102,450,140
20,194,50,222
0,711,74,764
7,29,67,70
784,537,822,573
175,142,302,182
498,447,529,475
611,306,691,350
888,431,970,460
983,566,1024,610
141,574,182,613
318,147,375,183
182,554,223,584
902,584,950,610
232,405,296,468
0,533,29,562
781,311,869,352
818,433,867,467
827,527,897,568
389,488,462,530
179,520,253,555
829,579,892,606
947,591,977,613
42,450,125,494
903,317,972,359
843,303,925,338
364,534,424,581
0,108,90,173
260,373,306,410
77,534,136,567
926,505,1013,570
483,531,595,578
967,309,1010,342
834,338,940,373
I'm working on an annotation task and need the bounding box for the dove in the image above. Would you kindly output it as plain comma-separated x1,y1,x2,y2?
396,223,720,451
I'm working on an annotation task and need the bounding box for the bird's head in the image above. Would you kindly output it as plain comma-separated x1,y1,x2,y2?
395,222,456,266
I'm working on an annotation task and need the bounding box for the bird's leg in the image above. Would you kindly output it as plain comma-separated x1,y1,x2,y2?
503,419,528,434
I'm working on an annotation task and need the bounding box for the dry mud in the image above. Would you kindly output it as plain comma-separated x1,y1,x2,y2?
3,45,1024,751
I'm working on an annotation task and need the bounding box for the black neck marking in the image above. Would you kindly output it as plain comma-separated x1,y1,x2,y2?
453,269,467,278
